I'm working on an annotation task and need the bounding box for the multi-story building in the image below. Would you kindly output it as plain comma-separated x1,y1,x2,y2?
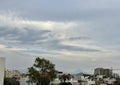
94,68,112,77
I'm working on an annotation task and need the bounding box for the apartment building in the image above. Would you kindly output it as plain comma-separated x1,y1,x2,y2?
94,68,112,77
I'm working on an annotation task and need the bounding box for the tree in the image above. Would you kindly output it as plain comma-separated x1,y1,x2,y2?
4,78,14,85
27,57,56,85
115,79,120,85
59,74,72,83
59,82,72,85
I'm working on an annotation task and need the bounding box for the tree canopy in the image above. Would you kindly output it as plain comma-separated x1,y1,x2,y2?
4,78,14,85
27,57,56,85
59,74,72,83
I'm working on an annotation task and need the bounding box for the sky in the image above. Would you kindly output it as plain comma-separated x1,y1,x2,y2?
0,0,120,74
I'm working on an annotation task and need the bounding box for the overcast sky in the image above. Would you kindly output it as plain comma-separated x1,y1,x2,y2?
0,0,120,74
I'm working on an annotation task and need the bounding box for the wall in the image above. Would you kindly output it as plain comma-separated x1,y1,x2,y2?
0,57,5,85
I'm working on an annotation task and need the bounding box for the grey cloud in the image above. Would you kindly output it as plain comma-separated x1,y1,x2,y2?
0,26,100,53
15,28,51,44
39,39,100,52
67,36,90,41
0,27,51,44
1,0,120,21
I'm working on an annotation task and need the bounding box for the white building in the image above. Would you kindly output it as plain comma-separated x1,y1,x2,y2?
0,57,5,85
20,77,36,85
74,75,95,85
104,78,116,84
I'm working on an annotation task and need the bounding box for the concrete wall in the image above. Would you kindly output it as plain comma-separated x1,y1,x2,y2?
0,57,5,85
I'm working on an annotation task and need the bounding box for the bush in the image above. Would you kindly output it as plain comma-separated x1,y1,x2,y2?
115,79,120,85
4,78,14,85
59,82,72,85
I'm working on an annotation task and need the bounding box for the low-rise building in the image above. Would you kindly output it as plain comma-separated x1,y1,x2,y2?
5,69,21,78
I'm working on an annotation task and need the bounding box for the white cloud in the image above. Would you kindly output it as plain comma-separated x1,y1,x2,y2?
0,13,78,31
0,44,6,49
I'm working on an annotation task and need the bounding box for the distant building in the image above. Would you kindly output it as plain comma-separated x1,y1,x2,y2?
5,69,21,85
94,68,112,77
112,73,119,78
5,69,21,78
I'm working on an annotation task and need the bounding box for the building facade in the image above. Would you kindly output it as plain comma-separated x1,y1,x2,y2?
0,57,5,85
94,68,112,77
5,69,21,78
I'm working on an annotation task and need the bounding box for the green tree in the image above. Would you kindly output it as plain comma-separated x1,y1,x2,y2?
4,78,14,85
115,79,120,85
27,57,56,85
59,74,72,83
59,82,72,85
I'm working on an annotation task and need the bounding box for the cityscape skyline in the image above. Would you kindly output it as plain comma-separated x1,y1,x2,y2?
0,0,120,74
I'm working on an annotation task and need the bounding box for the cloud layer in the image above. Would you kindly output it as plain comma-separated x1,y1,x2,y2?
0,0,120,74
0,14,102,54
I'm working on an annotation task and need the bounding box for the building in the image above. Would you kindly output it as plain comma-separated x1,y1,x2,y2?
0,57,5,85
5,69,21,78
5,69,21,85
94,68,112,77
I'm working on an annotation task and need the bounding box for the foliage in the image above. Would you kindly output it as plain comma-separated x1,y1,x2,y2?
27,57,56,85
115,79,120,85
59,74,72,83
59,82,72,85
4,78,14,85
